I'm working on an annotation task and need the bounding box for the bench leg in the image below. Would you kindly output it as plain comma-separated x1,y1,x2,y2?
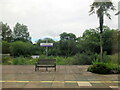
46,67,48,71
35,67,37,71
35,67,39,71
55,67,56,71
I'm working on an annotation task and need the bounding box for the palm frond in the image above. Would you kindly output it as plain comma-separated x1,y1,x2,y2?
89,6,94,12
89,11,95,15
115,11,120,15
105,12,111,19
111,6,116,11
89,0,116,20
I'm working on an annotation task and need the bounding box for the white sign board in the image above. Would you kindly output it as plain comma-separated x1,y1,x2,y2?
40,43,53,47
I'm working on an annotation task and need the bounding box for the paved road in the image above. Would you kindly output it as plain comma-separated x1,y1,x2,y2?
1,65,119,89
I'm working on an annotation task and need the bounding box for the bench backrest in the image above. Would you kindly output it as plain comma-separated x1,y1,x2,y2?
37,59,56,65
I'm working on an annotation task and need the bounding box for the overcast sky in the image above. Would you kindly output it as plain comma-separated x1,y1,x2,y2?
0,0,119,43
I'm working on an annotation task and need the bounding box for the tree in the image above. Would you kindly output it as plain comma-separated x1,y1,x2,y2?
1,22,13,42
60,32,76,40
60,32,77,57
78,29,100,54
10,41,33,57
89,0,115,61
2,41,11,54
13,23,31,42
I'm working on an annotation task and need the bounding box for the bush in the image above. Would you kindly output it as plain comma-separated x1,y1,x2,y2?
88,61,120,74
12,56,38,65
109,53,119,64
2,41,10,54
69,53,94,65
102,52,111,62
55,56,71,65
88,63,111,74
10,41,33,57
2,56,13,65
92,52,111,63
26,58,38,64
12,56,27,65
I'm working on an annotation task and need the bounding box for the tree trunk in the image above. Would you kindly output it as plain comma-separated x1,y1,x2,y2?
100,33,103,62
99,14,103,62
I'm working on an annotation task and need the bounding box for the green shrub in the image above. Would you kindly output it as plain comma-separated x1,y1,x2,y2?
12,56,27,65
109,53,119,64
88,63,111,74
105,63,120,72
88,61,120,74
10,41,33,57
102,52,111,62
69,53,92,65
55,56,69,65
25,58,38,65
2,41,11,54
2,56,13,65
12,56,38,65
39,55,46,59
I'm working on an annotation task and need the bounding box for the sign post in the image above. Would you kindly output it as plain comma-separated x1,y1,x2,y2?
40,41,53,58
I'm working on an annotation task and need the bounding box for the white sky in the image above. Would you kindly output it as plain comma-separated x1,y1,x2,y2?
0,0,119,42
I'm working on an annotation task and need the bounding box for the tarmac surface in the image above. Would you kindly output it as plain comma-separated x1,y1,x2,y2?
1,65,119,89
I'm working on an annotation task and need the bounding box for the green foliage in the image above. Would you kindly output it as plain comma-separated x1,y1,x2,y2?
2,41,10,54
60,40,77,57
10,41,33,57
31,45,42,55
91,51,111,63
89,1,116,61
89,1,115,33
102,27,118,54
2,53,119,66
12,56,38,65
13,22,31,42
60,32,76,40
102,51,111,62
88,61,120,74
88,63,111,74
12,56,27,65
1,22,119,66
39,55,46,59
59,32,77,56
1,22,13,42
105,63,119,71
2,56,38,65
38,55,70,65
69,53,91,65
77,29,100,54
56,56,72,65
38,53,96,65
109,53,118,64
2,56,13,65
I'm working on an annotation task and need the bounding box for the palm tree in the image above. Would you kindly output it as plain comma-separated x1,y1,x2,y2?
89,0,115,61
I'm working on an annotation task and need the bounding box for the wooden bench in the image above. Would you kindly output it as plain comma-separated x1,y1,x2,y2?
35,59,56,71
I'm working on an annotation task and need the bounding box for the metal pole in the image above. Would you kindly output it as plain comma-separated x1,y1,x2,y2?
46,39,48,59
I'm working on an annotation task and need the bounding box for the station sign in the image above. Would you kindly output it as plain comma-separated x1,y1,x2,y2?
40,43,53,47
